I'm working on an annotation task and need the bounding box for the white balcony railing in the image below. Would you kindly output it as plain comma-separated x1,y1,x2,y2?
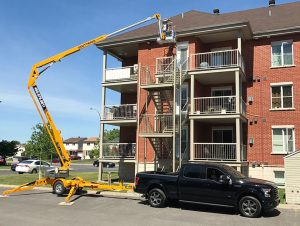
140,114,173,134
105,65,138,82
190,49,245,72
194,96,236,114
103,104,137,120
194,143,237,161
102,143,136,159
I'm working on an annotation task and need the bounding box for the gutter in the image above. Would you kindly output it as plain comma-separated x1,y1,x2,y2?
253,26,300,39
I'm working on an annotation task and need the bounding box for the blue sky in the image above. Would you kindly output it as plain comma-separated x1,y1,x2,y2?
0,0,296,143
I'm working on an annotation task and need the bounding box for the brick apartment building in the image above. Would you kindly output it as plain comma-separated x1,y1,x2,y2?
96,1,300,184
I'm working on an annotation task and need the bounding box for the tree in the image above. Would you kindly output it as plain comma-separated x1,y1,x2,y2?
89,129,120,159
24,123,57,160
0,140,20,157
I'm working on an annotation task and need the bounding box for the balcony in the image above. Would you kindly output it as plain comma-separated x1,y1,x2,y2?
103,66,138,93
139,114,173,137
140,57,175,89
192,96,246,117
102,143,136,160
190,49,245,73
194,143,246,162
102,104,137,125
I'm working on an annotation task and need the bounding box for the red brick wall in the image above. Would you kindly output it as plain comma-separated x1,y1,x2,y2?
134,33,300,166
246,34,300,166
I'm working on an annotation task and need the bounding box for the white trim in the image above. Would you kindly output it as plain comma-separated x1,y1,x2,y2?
270,82,293,86
272,125,294,129
271,40,294,67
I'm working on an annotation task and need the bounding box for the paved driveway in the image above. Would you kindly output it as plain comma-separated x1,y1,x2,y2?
0,188,299,226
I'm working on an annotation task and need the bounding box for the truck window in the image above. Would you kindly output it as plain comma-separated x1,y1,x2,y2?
183,165,205,179
206,167,224,182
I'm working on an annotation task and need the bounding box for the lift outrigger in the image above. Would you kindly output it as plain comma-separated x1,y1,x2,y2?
2,14,175,203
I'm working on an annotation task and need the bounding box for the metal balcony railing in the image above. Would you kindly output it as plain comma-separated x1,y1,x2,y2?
103,104,137,120
194,96,236,114
156,56,174,74
190,49,245,72
140,114,173,134
102,143,136,159
241,144,247,161
104,65,138,82
194,143,237,161
241,98,247,116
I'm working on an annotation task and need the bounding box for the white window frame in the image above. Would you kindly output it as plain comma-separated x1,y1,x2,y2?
270,83,294,110
271,126,295,154
274,170,285,185
271,40,294,67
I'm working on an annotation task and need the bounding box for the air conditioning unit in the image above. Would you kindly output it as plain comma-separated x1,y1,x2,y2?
133,64,139,74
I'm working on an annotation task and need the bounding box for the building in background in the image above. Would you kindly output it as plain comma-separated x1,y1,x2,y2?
63,137,87,158
83,137,98,159
96,1,300,184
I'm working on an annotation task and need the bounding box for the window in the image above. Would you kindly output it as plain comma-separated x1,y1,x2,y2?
87,143,90,146
272,127,295,154
207,168,224,182
271,85,293,109
272,41,293,67
274,171,285,185
183,165,205,179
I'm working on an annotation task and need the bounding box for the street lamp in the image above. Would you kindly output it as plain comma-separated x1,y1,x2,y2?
90,107,102,181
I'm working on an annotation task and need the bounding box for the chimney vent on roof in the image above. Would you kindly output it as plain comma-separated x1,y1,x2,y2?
213,8,220,14
269,0,275,6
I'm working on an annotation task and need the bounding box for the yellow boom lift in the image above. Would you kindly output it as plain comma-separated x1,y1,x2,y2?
2,14,175,203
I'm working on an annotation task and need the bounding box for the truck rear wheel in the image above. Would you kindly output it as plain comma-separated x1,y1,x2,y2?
239,196,262,218
53,180,66,196
148,188,166,208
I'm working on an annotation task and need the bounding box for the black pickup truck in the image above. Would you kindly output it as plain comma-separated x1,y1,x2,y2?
134,163,280,218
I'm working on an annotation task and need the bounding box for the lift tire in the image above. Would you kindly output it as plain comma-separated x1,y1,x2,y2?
53,180,66,195
148,188,166,208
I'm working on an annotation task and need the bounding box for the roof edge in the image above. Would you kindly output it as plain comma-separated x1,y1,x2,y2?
253,26,300,38
96,21,252,49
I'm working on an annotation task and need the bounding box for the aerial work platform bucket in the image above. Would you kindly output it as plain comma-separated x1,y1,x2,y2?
157,19,176,44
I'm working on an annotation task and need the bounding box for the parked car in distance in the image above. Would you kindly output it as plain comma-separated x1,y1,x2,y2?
11,156,30,171
0,156,6,166
15,160,55,174
70,155,82,160
51,158,60,163
93,160,115,168
135,163,280,218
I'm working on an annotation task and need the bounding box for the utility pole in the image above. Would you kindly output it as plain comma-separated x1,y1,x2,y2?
90,107,102,181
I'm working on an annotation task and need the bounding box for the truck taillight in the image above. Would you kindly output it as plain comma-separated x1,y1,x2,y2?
135,176,140,186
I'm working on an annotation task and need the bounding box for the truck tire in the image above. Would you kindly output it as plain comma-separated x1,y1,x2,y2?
148,188,166,208
239,196,262,218
53,180,66,195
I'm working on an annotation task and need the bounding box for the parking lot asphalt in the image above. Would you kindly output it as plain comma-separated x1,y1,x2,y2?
0,188,299,226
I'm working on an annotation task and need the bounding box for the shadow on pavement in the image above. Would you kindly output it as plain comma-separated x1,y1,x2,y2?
262,209,281,218
138,200,237,216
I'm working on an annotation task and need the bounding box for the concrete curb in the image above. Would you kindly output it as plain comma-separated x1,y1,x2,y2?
0,184,141,200
278,204,300,210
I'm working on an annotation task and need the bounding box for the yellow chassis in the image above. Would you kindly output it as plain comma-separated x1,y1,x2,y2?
2,177,134,203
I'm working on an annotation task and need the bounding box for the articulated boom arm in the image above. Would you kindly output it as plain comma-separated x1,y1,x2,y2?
28,14,163,172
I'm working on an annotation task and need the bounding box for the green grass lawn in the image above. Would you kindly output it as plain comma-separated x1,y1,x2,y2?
0,165,11,169
0,172,119,186
71,159,95,164
278,188,286,204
